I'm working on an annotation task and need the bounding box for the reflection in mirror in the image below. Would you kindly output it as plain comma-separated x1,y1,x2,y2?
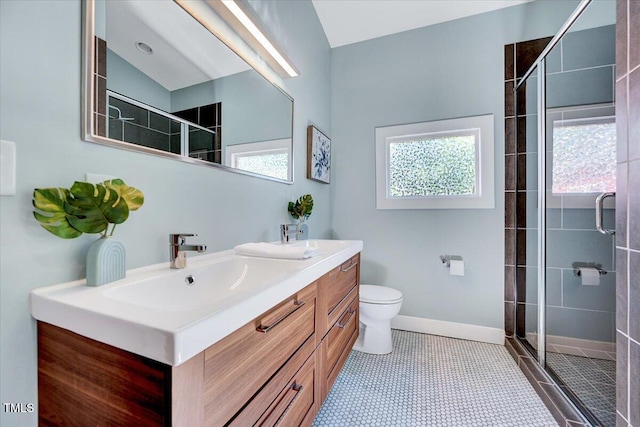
84,0,294,182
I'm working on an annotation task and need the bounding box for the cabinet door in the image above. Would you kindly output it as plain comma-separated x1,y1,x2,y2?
325,294,358,382
318,254,359,336
256,351,317,427
203,284,316,426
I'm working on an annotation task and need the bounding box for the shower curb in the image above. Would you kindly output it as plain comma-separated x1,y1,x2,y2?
505,337,591,427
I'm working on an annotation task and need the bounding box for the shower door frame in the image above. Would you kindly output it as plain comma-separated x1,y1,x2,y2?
513,0,593,371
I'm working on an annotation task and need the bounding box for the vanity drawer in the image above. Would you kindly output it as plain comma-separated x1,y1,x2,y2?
325,294,358,380
229,336,317,427
203,283,316,426
320,254,359,325
258,354,316,427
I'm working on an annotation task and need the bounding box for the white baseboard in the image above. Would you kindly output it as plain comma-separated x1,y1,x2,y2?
391,315,505,345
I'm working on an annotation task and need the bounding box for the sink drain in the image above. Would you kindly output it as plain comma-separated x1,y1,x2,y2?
185,275,196,286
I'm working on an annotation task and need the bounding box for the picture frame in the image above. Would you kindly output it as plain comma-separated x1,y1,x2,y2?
307,125,331,184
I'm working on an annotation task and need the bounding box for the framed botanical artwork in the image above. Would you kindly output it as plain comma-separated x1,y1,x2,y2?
307,125,331,184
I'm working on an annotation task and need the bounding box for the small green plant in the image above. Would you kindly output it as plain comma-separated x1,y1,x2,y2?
288,194,313,224
33,179,144,238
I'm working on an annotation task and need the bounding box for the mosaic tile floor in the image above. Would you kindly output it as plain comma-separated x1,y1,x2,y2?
313,330,558,427
547,352,616,427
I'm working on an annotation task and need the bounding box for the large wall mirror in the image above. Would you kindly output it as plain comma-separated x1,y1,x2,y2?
82,0,294,183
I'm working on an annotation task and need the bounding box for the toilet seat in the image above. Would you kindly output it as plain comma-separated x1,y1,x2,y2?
360,284,403,305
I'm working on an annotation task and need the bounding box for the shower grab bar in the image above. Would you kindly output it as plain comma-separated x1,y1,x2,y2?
595,192,615,235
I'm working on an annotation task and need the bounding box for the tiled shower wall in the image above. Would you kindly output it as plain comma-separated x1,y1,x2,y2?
615,1,639,426
504,36,550,339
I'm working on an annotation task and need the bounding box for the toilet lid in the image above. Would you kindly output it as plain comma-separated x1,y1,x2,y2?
360,284,403,304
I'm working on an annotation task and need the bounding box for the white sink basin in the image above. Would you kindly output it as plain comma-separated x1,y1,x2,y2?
30,239,363,366
104,256,297,312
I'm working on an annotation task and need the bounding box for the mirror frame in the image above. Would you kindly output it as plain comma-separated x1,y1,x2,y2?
81,0,295,184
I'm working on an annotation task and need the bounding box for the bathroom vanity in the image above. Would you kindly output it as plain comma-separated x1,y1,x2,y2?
32,240,362,426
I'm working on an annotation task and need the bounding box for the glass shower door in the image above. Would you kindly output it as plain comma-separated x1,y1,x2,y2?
543,16,617,426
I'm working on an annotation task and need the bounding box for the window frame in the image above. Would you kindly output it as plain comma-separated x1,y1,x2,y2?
375,114,494,209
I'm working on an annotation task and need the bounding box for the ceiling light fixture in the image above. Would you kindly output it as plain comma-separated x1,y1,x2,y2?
219,0,298,78
135,42,153,55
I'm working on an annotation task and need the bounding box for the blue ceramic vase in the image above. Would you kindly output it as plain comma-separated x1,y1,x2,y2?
86,236,126,286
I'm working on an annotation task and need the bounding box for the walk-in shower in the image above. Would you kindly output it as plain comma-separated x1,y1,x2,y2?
513,0,617,425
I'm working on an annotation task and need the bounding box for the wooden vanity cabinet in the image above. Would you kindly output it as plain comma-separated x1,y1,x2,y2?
37,254,360,426
204,283,318,426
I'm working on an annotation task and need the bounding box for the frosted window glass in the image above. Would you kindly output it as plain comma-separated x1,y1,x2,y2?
388,134,476,197
236,153,288,180
552,118,616,194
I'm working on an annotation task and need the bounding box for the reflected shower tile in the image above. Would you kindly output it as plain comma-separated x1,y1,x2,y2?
630,340,640,426
616,332,628,418
517,191,529,229
616,0,628,78
109,98,149,127
545,42,561,73
516,266,527,303
505,192,515,228
546,229,615,270
547,67,615,108
562,26,615,71
560,105,615,121
630,69,640,161
616,78,628,164
505,44,515,80
616,164,628,248
149,112,171,134
505,301,515,336
546,306,615,342
629,251,640,342
505,228,515,266
505,117,516,154
524,266,539,304
506,154,516,191
505,81,515,117
516,37,551,78
546,268,562,306
630,0,640,70
629,160,640,250
562,269,616,312
517,116,539,153
563,208,614,231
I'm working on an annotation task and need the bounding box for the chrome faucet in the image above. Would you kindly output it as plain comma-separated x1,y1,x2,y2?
280,223,303,243
170,234,207,269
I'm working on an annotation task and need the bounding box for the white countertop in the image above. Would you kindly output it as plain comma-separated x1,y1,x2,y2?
30,239,363,366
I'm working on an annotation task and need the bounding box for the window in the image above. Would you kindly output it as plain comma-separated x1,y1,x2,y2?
551,116,616,194
225,138,291,181
375,114,494,209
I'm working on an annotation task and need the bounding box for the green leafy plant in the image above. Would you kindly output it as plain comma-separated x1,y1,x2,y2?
33,179,144,238
288,194,313,224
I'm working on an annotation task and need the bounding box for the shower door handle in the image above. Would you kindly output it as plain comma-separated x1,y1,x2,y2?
595,192,615,235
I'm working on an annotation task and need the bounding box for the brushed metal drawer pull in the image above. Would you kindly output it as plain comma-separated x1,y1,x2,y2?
256,300,305,333
273,383,304,427
340,259,357,272
337,308,355,329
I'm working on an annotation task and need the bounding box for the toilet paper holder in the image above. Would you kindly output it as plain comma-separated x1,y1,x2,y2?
440,255,463,267
572,262,607,277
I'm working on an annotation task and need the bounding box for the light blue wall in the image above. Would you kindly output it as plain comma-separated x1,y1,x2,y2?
0,0,330,425
330,0,581,329
107,49,171,112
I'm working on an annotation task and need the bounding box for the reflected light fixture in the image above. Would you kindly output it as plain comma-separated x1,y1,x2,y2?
135,42,153,55
218,0,299,78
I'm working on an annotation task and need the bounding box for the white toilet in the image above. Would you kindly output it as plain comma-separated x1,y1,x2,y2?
352,284,403,355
